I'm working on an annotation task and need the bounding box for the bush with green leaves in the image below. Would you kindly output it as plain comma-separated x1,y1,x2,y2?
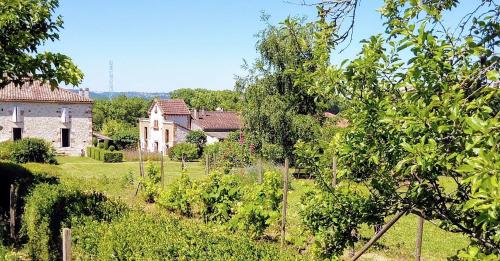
101,119,139,150
0,141,13,160
229,171,283,239
169,143,199,161
9,138,56,164
186,130,207,156
196,171,241,224
158,172,193,216
22,183,128,260
204,141,252,174
72,211,298,260
86,147,123,163
141,161,161,203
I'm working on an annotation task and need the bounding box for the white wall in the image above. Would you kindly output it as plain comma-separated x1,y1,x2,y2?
0,102,92,156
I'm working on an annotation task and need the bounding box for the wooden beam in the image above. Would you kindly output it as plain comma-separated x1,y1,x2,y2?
352,211,406,260
415,212,424,261
9,184,17,242
280,158,289,248
62,228,72,261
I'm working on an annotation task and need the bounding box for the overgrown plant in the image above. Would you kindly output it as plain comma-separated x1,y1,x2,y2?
141,161,161,203
158,172,194,216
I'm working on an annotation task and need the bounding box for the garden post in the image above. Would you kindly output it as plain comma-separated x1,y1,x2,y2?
62,228,72,261
280,158,289,248
205,153,209,175
160,151,165,187
331,156,337,188
415,211,424,261
9,183,17,242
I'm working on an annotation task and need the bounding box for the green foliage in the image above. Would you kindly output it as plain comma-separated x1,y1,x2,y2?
196,171,241,224
141,161,161,203
22,183,128,260
261,142,285,163
92,96,151,131
102,140,109,150
204,141,252,174
87,147,123,163
72,211,297,260
169,143,199,161
92,137,98,147
296,0,500,258
186,130,207,156
158,172,193,216
237,16,325,159
10,138,57,164
101,119,139,150
0,0,83,88
229,171,283,238
0,141,13,160
170,88,242,111
108,145,115,152
97,143,104,149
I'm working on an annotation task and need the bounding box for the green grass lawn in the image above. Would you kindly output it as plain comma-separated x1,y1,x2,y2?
21,156,468,260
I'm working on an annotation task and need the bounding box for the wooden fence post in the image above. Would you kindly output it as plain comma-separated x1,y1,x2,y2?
352,211,406,261
280,158,289,248
258,157,263,184
331,156,337,188
9,184,17,242
160,151,165,187
205,153,209,175
415,212,424,261
62,228,72,261
138,143,144,178
181,155,185,171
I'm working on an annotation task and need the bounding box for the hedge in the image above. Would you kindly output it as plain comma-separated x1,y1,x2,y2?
22,183,128,260
72,211,299,260
86,147,123,163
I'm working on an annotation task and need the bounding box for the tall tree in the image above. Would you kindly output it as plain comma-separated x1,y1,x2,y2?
0,0,83,88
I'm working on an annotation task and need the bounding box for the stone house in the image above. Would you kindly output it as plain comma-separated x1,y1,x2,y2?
139,99,192,154
191,110,242,144
139,99,242,154
0,81,93,156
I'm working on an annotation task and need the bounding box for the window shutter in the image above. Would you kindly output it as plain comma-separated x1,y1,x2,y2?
61,108,69,123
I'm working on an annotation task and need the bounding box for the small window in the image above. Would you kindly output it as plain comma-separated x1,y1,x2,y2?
154,120,159,129
13,128,22,141
61,107,69,123
165,129,169,143
11,106,22,123
144,127,148,139
61,128,70,147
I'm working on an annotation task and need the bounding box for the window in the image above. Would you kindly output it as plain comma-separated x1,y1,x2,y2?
13,128,22,141
165,129,169,143
154,120,159,129
11,106,22,123
144,127,148,139
61,128,70,147
154,142,159,152
61,107,69,123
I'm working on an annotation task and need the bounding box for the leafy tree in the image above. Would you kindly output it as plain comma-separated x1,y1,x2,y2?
298,0,499,259
101,120,139,150
186,130,207,156
237,16,327,161
0,0,83,88
169,143,199,162
170,88,242,111
92,96,151,131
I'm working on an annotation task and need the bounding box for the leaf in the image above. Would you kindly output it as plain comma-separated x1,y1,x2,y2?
485,70,499,81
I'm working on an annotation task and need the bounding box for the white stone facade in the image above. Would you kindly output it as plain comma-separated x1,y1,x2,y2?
0,102,93,156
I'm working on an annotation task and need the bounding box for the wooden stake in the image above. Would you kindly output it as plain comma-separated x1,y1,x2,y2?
352,211,406,261
62,228,72,261
205,153,209,175
181,155,185,171
160,151,165,187
415,212,424,261
138,143,144,178
9,184,17,241
258,157,263,184
332,156,337,188
280,158,289,248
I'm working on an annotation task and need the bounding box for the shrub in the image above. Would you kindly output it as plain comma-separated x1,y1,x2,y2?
92,137,98,147
0,141,14,160
141,161,161,203
73,211,296,260
10,138,57,164
169,143,199,161
186,130,207,156
108,145,116,151
158,172,193,216
196,171,241,223
262,143,285,163
101,119,139,150
204,141,251,174
87,147,123,163
103,140,110,150
229,171,283,238
97,143,105,149
22,183,128,260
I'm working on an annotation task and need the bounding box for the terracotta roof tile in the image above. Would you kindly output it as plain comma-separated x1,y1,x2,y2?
0,81,92,103
193,111,242,131
152,99,191,115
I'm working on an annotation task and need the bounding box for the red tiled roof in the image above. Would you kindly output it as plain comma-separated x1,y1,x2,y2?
193,111,242,131
0,81,92,103
151,99,191,115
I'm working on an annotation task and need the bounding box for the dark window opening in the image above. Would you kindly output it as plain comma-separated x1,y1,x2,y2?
165,129,169,143
13,128,22,141
62,128,70,147
144,127,148,139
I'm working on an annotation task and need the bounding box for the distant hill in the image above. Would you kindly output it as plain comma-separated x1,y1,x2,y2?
67,89,170,100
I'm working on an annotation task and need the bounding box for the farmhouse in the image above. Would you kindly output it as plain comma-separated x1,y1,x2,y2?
0,81,93,156
139,99,242,154
191,109,242,144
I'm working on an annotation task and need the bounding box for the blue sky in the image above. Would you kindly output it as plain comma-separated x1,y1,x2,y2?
42,0,475,92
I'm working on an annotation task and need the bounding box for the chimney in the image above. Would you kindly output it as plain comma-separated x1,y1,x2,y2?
193,109,198,119
83,88,90,98
79,88,84,96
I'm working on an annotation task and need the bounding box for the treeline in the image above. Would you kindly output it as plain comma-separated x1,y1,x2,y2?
169,88,242,111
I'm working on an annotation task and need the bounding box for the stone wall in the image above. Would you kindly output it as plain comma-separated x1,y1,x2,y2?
0,102,92,156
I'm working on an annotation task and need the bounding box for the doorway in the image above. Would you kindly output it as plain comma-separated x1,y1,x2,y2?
61,128,70,147
13,128,22,141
